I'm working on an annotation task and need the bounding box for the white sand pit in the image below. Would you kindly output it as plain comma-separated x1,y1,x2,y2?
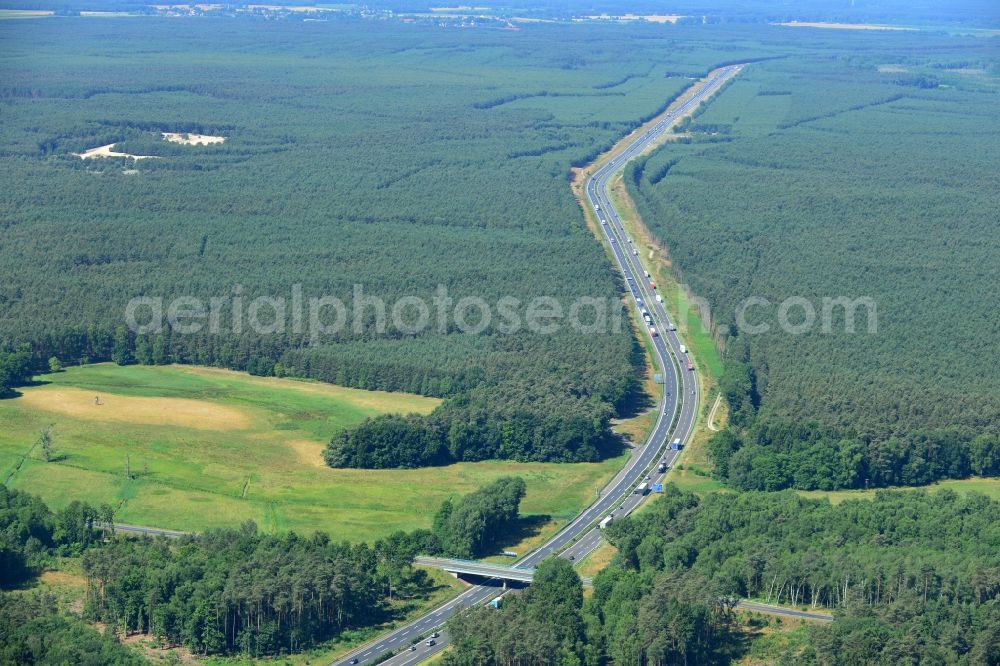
75,143,159,160
161,132,226,145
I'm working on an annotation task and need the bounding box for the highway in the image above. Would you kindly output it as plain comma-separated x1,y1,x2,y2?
332,65,742,666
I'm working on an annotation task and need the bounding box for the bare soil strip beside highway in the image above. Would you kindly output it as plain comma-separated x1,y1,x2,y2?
707,393,723,431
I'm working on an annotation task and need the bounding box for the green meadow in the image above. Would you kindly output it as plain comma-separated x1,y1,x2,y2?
1,364,625,541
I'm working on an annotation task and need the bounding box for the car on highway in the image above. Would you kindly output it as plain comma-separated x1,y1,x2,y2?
334,69,726,660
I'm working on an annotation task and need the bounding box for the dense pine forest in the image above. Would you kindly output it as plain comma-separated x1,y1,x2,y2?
1,484,423,656
600,488,1000,664
0,592,144,665
704,360,1000,492
3,7,999,665
0,17,787,466
626,34,1000,486
1,479,529,658
446,487,1000,664
6,18,995,469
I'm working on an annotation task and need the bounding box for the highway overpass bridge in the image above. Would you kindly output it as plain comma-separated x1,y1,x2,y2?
414,556,594,588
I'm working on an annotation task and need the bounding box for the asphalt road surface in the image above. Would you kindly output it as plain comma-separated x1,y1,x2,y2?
737,600,833,623
105,522,187,538
332,65,744,666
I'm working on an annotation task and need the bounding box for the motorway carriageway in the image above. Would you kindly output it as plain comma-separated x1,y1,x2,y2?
333,64,744,666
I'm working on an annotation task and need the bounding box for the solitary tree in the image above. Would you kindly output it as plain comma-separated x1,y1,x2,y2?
38,426,54,462
48,356,62,373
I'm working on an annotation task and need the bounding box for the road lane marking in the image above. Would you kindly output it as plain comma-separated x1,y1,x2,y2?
344,66,737,666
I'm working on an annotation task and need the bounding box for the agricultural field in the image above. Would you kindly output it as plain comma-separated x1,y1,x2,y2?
1,364,625,539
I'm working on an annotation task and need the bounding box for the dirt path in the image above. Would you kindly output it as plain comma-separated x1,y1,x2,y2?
707,394,723,431
5,441,38,484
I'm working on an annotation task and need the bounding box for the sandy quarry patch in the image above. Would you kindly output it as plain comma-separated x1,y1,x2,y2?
775,21,915,31
287,439,326,468
161,132,226,145
19,387,251,431
75,144,158,160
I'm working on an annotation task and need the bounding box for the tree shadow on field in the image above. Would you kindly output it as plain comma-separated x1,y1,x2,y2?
596,432,629,461
616,387,656,421
491,514,551,555
0,378,53,400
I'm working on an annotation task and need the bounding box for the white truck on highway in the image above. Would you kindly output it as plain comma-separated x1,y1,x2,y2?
598,515,614,529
